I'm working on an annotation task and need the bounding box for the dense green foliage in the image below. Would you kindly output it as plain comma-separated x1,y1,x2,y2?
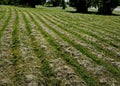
69,0,119,14
0,0,9,4
0,0,65,8
97,0,119,14
69,0,91,13
0,0,46,7
48,0,62,7
0,0,119,14
46,0,67,7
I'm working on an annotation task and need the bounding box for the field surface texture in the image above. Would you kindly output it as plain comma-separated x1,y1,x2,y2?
0,5,120,86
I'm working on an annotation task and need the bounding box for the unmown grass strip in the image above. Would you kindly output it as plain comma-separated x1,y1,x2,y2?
55,13,120,35
26,9,88,86
0,7,11,39
45,13,120,48
111,17,120,25
52,13,120,39
79,14,120,32
21,11,55,85
28,10,98,86
11,8,23,85
32,11,120,82
0,6,6,20
12,9,20,65
32,8,120,35
17,8,48,85
40,13,120,62
61,12,120,34
51,12,120,36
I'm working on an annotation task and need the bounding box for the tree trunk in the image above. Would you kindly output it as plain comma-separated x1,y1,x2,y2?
62,0,66,10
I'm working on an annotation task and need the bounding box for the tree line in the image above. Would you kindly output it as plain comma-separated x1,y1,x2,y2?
70,0,120,14
0,0,63,7
0,0,120,15
0,0,46,8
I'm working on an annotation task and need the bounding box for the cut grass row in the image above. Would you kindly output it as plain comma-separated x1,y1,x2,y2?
43,13,120,52
0,8,11,39
26,10,92,86
56,13,120,39
0,6,120,85
18,11,44,85
41,12,120,49
21,11,57,85
45,13,119,39
11,9,23,85
54,12,120,34
26,9,97,86
25,7,120,82
39,13,120,62
12,9,20,65
39,13,120,70
28,10,120,82
0,6,6,21
0,6,20,85
52,13,120,42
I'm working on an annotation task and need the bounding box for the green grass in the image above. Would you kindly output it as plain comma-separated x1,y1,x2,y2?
0,5,120,85
21,10,58,85
51,13,120,42
40,13,120,61
32,11,120,81
12,9,19,65
11,9,23,85
0,7,11,39
27,11,97,86
0,8,6,20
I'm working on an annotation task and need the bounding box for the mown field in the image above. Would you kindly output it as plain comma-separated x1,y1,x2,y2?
0,5,120,86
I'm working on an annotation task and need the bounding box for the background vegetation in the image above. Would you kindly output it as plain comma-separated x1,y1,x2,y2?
0,0,120,14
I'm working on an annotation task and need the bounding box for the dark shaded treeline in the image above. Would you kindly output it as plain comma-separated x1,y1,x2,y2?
0,0,120,15
0,0,46,7
69,0,120,15
0,0,65,7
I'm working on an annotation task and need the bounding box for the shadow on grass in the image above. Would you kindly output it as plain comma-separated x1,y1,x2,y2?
66,10,120,16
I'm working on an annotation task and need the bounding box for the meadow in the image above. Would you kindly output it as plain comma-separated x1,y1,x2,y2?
0,5,120,86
